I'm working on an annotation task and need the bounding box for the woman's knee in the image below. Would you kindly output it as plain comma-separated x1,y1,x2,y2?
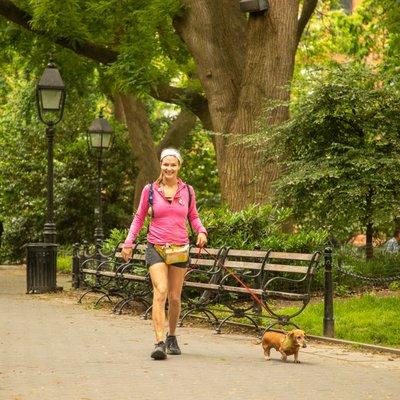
168,291,182,305
153,286,168,302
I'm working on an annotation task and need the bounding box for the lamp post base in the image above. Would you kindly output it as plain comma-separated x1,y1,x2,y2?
26,243,61,293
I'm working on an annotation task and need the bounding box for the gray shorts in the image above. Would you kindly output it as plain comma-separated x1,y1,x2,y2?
146,243,189,268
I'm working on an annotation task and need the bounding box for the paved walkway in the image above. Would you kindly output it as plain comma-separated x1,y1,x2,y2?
0,265,399,400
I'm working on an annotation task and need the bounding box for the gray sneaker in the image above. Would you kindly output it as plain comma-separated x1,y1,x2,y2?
166,335,181,355
151,341,167,360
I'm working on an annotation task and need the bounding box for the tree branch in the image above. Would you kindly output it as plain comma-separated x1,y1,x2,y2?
0,0,212,127
0,0,118,64
156,109,197,154
150,84,211,129
296,0,318,48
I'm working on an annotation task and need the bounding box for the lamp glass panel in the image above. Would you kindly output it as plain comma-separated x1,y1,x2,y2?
89,133,103,148
40,89,62,111
102,133,112,149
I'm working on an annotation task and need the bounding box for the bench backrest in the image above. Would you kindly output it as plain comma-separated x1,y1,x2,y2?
265,251,321,275
222,248,270,272
222,248,320,273
188,246,226,272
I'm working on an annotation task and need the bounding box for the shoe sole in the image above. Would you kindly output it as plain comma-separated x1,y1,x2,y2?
166,349,181,355
151,349,167,360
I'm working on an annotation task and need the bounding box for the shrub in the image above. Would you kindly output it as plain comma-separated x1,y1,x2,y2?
102,204,328,254
200,204,328,253
332,245,400,290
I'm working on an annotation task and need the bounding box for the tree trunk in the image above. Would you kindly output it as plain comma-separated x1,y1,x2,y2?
156,110,197,155
115,93,197,208
175,0,299,210
116,93,160,207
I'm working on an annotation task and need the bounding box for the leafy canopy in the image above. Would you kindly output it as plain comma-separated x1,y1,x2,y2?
257,62,400,240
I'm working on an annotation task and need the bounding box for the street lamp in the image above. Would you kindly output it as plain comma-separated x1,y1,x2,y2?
36,59,66,243
26,59,66,294
87,111,113,244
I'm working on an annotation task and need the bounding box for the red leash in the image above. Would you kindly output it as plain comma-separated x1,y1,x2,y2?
193,247,270,313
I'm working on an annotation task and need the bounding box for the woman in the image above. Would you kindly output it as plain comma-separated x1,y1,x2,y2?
121,148,207,360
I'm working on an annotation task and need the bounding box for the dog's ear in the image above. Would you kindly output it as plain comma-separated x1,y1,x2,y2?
288,330,295,337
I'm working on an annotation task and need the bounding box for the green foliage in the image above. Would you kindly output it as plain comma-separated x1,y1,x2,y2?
57,254,72,274
200,204,328,252
105,204,327,253
334,284,351,297
388,281,400,291
333,245,400,291
179,125,220,209
255,62,400,244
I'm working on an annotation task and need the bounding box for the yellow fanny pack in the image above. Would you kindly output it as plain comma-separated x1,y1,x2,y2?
154,244,190,265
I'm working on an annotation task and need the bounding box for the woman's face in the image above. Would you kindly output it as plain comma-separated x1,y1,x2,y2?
161,156,180,180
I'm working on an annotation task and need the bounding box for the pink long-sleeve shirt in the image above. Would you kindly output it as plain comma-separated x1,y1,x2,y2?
123,181,207,247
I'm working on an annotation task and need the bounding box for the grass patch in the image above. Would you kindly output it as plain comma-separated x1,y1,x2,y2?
57,255,72,274
190,294,400,347
291,294,400,348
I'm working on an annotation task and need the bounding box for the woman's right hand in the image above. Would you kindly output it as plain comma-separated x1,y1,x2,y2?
121,247,132,262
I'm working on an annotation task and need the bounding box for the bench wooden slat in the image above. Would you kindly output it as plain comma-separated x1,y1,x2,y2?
189,259,216,267
223,260,264,270
221,285,263,295
184,281,220,290
98,271,117,277
264,290,309,301
265,264,311,274
122,273,147,282
268,251,317,261
81,268,96,275
225,249,268,258
190,247,221,255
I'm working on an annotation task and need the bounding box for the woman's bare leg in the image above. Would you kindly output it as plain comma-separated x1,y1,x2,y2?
149,262,169,342
167,265,187,336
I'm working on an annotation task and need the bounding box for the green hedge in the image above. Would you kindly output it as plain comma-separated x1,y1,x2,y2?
102,204,328,254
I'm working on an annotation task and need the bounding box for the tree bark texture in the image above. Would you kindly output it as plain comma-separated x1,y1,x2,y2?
116,94,159,207
174,0,300,209
115,93,197,208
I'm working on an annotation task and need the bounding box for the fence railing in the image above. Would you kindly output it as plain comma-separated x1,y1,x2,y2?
323,246,400,338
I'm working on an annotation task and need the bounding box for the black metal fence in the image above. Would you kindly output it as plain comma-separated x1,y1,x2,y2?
322,247,400,338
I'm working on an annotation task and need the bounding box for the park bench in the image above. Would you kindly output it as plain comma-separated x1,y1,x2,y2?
74,243,321,333
78,243,152,313
179,247,321,333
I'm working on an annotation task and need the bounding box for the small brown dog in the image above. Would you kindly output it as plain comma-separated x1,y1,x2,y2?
262,329,307,363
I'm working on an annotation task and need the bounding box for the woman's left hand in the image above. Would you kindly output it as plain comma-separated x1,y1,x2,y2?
196,232,207,248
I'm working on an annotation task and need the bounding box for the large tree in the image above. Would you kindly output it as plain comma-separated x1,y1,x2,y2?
0,0,319,210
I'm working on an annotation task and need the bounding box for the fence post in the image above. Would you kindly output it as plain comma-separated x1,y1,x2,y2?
323,246,335,337
72,243,80,289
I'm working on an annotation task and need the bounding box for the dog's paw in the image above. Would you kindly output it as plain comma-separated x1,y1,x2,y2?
264,356,271,361
294,360,301,363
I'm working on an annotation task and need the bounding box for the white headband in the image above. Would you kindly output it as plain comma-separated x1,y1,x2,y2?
160,148,182,164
